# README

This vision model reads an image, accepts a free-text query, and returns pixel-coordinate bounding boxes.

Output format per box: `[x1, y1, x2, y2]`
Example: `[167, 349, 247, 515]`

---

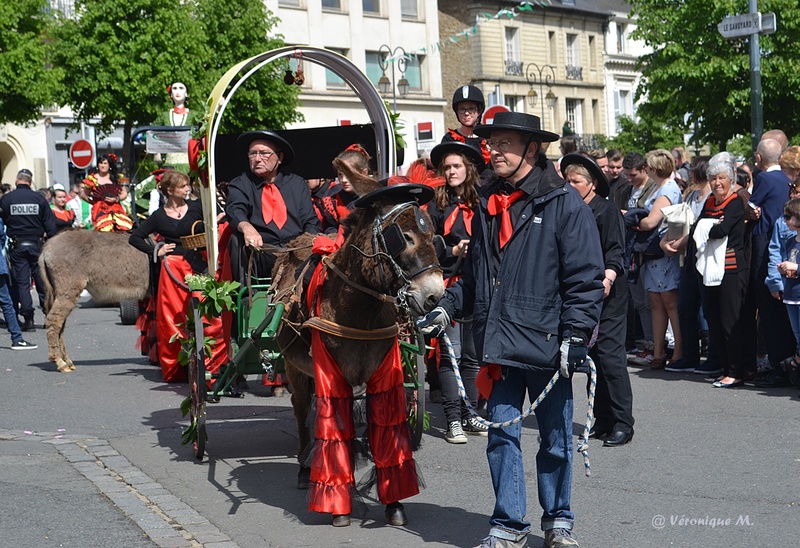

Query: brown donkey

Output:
[273, 165, 444, 528]
[39, 230, 150, 372]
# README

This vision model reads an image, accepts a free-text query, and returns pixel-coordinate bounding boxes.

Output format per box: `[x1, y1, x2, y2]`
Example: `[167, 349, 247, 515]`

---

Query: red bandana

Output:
[261, 184, 288, 229]
[444, 203, 473, 237]
[487, 190, 526, 249]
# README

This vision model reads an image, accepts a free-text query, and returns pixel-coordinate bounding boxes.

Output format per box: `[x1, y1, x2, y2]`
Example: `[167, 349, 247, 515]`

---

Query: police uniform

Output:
[0, 171, 57, 328]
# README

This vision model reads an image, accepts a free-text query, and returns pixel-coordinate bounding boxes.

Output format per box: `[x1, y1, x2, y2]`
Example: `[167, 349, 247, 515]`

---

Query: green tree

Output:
[629, 0, 800, 150]
[0, 0, 61, 124]
[192, 0, 302, 133]
[600, 115, 686, 154]
[52, 0, 301, 154]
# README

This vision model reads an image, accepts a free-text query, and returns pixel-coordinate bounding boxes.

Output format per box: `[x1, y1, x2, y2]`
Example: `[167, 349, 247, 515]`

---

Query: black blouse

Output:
[128, 199, 204, 257]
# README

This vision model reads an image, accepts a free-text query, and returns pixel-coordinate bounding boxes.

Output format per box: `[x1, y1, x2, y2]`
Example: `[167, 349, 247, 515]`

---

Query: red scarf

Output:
[487, 190, 526, 249]
[443, 203, 473, 237]
[446, 128, 491, 166]
[261, 183, 287, 229]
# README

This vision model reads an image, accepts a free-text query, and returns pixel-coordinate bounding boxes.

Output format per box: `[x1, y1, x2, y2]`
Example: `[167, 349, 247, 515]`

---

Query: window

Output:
[405, 55, 423, 91]
[504, 95, 524, 113]
[365, 51, 384, 87]
[505, 27, 522, 75]
[326, 49, 348, 88]
[588, 35, 596, 67]
[565, 33, 582, 80]
[616, 23, 627, 53]
[363, 0, 379, 14]
[401, 0, 417, 18]
[613, 90, 632, 132]
[278, 0, 300, 6]
[566, 98, 583, 134]
[548, 31, 557, 64]
[321, 0, 341, 10]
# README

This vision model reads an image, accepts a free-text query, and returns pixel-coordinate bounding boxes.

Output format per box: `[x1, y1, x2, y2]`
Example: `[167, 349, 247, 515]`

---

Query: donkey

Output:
[39, 230, 150, 372]
[273, 163, 444, 528]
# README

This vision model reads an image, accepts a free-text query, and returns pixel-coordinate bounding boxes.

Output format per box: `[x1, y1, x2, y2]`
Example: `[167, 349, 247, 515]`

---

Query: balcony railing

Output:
[505, 60, 524, 76]
[566, 65, 583, 80]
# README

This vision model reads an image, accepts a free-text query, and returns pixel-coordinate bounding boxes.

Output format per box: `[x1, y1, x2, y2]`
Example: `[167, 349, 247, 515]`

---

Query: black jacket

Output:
[440, 161, 605, 371]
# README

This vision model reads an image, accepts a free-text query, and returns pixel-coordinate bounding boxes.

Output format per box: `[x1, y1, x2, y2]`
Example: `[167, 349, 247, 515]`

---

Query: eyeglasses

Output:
[457, 107, 478, 115]
[486, 139, 517, 153]
[248, 150, 277, 160]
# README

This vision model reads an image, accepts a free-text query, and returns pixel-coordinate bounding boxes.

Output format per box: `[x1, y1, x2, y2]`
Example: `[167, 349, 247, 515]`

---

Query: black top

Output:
[688, 193, 747, 273]
[129, 199, 204, 257]
[427, 194, 475, 279]
[0, 186, 57, 239]
[225, 170, 321, 246]
[587, 193, 628, 319]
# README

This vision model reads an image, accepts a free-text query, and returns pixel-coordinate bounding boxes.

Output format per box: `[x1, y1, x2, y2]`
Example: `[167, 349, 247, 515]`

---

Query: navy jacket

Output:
[750, 168, 790, 237]
[0, 185, 56, 240]
[440, 161, 605, 371]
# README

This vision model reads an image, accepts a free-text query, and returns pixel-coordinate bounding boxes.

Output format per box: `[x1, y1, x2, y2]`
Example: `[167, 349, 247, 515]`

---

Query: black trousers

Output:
[9, 244, 45, 319]
[588, 312, 635, 434]
[439, 319, 479, 424]
[228, 232, 277, 286]
[704, 269, 748, 378]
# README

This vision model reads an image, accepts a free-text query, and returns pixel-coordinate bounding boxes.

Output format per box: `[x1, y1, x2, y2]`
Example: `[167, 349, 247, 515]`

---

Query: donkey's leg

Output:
[285, 363, 313, 489]
[46, 294, 79, 372]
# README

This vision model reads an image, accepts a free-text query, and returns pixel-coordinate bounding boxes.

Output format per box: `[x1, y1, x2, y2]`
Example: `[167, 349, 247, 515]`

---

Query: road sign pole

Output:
[749, 0, 763, 152]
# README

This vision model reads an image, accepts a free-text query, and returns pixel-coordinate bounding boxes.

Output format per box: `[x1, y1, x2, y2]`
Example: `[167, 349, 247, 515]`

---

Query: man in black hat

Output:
[0, 169, 57, 331]
[419, 112, 604, 548]
[225, 131, 321, 281]
[561, 153, 634, 448]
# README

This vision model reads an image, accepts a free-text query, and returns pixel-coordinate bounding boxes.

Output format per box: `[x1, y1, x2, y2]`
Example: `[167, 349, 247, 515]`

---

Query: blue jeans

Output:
[785, 303, 800, 356]
[0, 274, 23, 343]
[486, 366, 574, 541]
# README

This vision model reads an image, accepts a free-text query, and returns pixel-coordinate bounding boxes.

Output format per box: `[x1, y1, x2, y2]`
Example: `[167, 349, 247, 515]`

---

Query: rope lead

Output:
[440, 332, 596, 477]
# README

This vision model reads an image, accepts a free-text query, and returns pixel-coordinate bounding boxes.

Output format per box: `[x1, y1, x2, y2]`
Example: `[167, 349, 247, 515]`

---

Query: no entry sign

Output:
[69, 139, 94, 169]
[482, 105, 510, 125]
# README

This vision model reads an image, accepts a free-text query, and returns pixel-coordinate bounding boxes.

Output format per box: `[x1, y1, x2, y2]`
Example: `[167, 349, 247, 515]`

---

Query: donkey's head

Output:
[336, 160, 445, 317]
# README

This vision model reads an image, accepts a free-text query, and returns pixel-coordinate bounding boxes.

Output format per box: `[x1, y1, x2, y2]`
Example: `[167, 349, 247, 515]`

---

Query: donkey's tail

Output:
[38, 246, 55, 315]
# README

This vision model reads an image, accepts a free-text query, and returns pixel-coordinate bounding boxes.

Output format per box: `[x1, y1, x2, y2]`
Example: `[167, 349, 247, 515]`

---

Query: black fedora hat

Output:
[237, 130, 295, 165]
[354, 183, 435, 208]
[430, 141, 485, 170]
[560, 152, 610, 198]
[473, 111, 560, 143]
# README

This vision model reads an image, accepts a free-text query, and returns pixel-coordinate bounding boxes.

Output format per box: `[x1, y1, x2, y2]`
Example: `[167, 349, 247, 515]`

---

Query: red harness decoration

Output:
[305, 261, 419, 515]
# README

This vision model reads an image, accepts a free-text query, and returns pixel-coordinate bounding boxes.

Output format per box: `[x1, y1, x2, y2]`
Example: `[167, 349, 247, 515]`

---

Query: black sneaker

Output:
[462, 417, 489, 436]
[12, 339, 38, 350]
[21, 318, 36, 332]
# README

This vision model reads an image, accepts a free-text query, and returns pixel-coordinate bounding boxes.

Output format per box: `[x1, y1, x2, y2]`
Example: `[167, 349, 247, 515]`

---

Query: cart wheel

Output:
[119, 299, 139, 325]
[189, 296, 207, 460]
[403, 345, 426, 451]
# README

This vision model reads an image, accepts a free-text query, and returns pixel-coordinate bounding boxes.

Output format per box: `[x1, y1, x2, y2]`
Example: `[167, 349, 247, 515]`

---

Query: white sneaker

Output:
[629, 349, 653, 366]
[445, 421, 467, 444]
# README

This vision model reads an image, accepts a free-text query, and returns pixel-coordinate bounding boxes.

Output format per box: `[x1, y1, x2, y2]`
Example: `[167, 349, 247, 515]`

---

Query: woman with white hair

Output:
[688, 152, 748, 388]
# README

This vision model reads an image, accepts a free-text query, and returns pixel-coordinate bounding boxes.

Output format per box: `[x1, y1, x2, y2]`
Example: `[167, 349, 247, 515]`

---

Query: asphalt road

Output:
[1, 296, 798, 547]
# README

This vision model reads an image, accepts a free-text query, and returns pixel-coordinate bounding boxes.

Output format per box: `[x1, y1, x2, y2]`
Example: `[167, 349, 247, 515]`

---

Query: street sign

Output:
[482, 105, 510, 125]
[761, 12, 777, 35]
[69, 139, 94, 169]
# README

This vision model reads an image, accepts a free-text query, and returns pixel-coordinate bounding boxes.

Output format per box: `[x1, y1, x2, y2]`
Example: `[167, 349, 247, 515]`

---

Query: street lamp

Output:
[378, 44, 410, 111]
[525, 63, 557, 129]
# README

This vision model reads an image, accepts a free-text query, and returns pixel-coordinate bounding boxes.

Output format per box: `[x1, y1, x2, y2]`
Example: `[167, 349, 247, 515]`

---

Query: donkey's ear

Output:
[332, 158, 381, 197]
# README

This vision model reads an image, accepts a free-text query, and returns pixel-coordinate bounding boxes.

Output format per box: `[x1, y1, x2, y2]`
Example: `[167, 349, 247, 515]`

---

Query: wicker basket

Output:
[180, 221, 206, 250]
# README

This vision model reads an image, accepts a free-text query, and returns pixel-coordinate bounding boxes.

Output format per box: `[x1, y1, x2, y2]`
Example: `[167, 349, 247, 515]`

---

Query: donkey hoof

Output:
[297, 467, 310, 490]
[56, 361, 72, 373]
[385, 502, 407, 526]
[332, 514, 351, 527]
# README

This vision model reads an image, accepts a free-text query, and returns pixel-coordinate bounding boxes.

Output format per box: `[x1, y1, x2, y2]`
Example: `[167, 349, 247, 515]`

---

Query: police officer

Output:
[0, 169, 56, 331]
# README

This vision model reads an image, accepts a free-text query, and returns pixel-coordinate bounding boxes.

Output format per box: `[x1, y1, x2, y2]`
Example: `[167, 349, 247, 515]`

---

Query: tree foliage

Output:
[52, 0, 301, 152]
[600, 115, 686, 155]
[630, 0, 800, 149]
[0, 0, 62, 125]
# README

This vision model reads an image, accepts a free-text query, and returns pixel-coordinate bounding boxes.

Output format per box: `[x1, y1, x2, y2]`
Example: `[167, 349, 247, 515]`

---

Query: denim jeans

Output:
[0, 274, 23, 343]
[785, 303, 800, 356]
[486, 366, 574, 541]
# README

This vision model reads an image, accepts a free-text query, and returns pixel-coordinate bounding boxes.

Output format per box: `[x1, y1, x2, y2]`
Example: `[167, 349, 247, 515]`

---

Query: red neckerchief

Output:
[261, 183, 288, 229]
[446, 128, 491, 165]
[487, 190, 526, 249]
[443, 202, 473, 237]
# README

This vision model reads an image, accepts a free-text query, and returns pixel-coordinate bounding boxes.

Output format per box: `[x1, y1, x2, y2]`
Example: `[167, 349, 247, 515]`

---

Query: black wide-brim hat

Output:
[560, 152, 610, 198]
[473, 111, 560, 142]
[354, 183, 435, 208]
[430, 141, 485, 171]
[237, 130, 295, 166]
